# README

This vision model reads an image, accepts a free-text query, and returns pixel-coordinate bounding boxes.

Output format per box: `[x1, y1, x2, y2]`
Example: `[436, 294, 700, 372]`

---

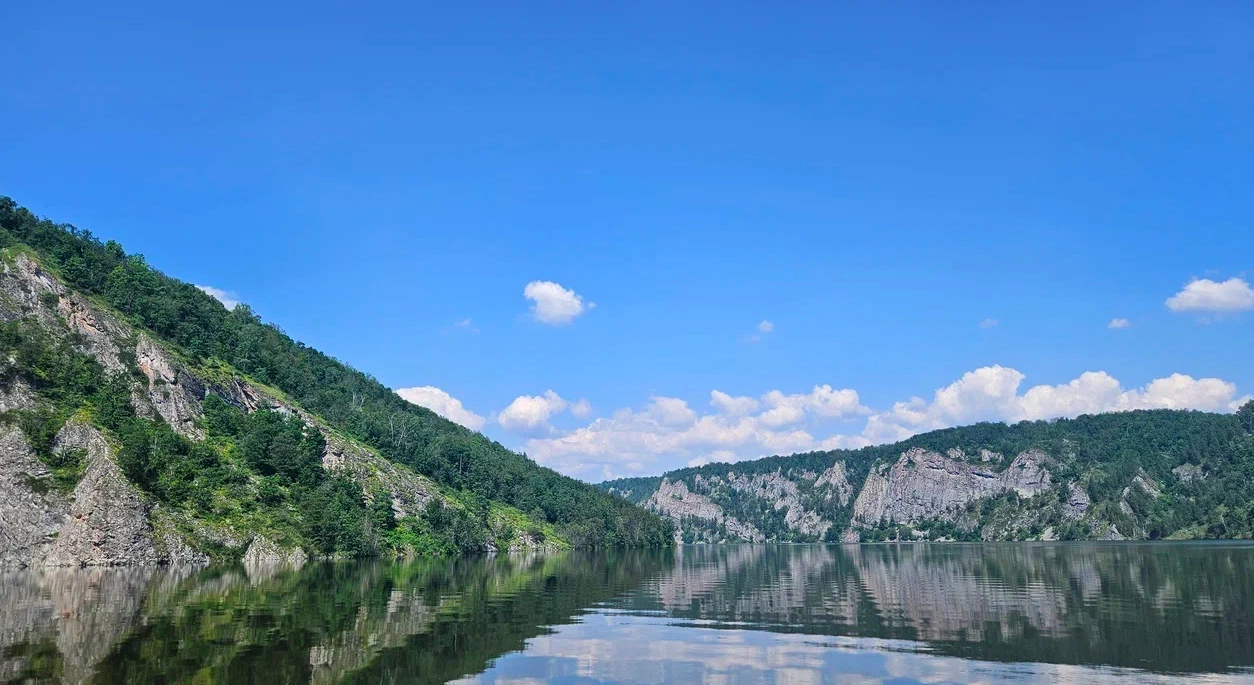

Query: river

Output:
[2, 542, 1252, 683]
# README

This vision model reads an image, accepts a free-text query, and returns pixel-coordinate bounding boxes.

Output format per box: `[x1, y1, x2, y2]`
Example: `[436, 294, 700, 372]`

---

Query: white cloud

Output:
[570, 398, 593, 418]
[499, 390, 567, 431]
[862, 366, 1244, 443]
[710, 390, 759, 416]
[395, 386, 486, 430]
[197, 285, 240, 310]
[523, 281, 592, 325]
[1108, 318, 1131, 329]
[759, 386, 867, 428]
[757, 320, 774, 334]
[521, 366, 1246, 481]
[1166, 277, 1254, 313]
[1121, 374, 1241, 412]
[979, 318, 999, 329]
[498, 390, 593, 432]
[647, 396, 698, 426]
[522, 383, 867, 479]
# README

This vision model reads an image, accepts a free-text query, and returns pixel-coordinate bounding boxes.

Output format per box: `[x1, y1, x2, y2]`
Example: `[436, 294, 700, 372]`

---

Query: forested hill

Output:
[600, 407, 1254, 543]
[0, 196, 671, 566]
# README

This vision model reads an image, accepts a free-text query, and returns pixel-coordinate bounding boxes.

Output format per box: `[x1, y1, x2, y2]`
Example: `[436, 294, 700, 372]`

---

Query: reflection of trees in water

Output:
[2, 550, 673, 685]
[638, 543, 1254, 673]
[1, 544, 1251, 681]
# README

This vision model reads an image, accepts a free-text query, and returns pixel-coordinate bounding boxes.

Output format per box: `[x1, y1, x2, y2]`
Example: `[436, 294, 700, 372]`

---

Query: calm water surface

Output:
[2, 543, 1252, 684]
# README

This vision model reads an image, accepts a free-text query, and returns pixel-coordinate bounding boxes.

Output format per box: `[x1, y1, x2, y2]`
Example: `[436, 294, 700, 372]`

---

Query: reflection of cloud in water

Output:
[454, 543, 1254, 683]
[458, 613, 1254, 685]
[3, 545, 1253, 683]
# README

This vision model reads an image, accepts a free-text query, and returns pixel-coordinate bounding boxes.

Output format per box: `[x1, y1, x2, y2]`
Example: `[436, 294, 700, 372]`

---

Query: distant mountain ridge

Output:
[0, 196, 672, 567]
[600, 406, 1254, 543]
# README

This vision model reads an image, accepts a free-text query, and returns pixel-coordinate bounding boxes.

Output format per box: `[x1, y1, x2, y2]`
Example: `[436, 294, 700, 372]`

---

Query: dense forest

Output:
[0, 196, 672, 555]
[603, 406, 1254, 542]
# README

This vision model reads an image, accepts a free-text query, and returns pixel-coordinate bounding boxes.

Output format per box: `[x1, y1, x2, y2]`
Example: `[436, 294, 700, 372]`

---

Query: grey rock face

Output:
[1099, 523, 1126, 541]
[1, 422, 208, 568]
[43, 421, 166, 567]
[322, 433, 437, 519]
[215, 377, 271, 413]
[134, 335, 207, 440]
[0, 378, 37, 413]
[1064, 482, 1091, 520]
[814, 461, 854, 507]
[851, 447, 1053, 526]
[1127, 471, 1162, 499]
[0, 255, 73, 330]
[0, 426, 69, 567]
[1172, 463, 1206, 482]
[0, 255, 211, 442]
[725, 470, 830, 538]
[647, 479, 764, 542]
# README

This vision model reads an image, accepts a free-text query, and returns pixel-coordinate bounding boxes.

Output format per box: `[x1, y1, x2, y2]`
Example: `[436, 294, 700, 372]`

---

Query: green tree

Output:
[1239, 400, 1254, 434]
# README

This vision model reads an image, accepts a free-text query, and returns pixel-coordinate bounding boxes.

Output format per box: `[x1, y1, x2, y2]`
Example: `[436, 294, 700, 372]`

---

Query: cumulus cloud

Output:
[498, 390, 592, 432]
[197, 285, 240, 310]
[979, 318, 999, 329]
[1122, 374, 1242, 412]
[710, 390, 759, 416]
[523, 281, 592, 325]
[758, 386, 867, 428]
[1166, 277, 1254, 313]
[395, 386, 486, 430]
[757, 320, 774, 334]
[522, 384, 868, 479]
[522, 366, 1245, 481]
[862, 366, 1244, 443]
[1108, 318, 1131, 329]
[570, 398, 593, 418]
[648, 396, 698, 426]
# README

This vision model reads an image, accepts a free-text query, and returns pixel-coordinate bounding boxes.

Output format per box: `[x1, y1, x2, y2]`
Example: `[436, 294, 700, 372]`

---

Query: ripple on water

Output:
[0, 542, 1252, 683]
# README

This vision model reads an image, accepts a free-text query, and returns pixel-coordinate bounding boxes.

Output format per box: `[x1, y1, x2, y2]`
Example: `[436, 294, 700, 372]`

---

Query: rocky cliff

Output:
[0, 250, 554, 567]
[850, 447, 1052, 526]
[646, 479, 764, 543]
[604, 403, 1254, 543]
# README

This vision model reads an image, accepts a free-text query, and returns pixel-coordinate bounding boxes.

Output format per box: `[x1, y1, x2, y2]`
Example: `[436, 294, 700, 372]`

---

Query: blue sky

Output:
[4, 2, 1252, 480]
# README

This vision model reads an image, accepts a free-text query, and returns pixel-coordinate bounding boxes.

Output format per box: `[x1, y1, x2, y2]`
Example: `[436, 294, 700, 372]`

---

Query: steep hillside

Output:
[0, 197, 671, 567]
[602, 406, 1254, 543]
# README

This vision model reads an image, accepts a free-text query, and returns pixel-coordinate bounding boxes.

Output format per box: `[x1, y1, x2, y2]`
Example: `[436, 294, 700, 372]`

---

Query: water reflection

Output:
[627, 543, 1254, 673]
[0, 543, 1251, 684]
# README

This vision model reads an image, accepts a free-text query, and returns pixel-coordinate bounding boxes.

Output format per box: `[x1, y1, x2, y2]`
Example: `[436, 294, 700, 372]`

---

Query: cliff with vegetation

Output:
[602, 403, 1254, 543]
[0, 196, 671, 568]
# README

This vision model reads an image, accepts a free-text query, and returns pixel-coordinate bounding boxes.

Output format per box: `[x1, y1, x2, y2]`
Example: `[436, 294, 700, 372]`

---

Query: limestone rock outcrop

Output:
[0, 426, 68, 567]
[43, 421, 166, 567]
[851, 448, 1053, 526]
[646, 479, 764, 542]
